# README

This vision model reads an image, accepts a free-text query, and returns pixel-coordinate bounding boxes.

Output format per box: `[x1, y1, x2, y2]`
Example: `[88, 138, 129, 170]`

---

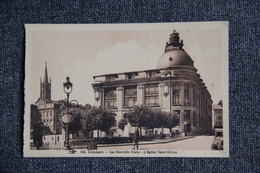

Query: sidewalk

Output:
[98, 136, 195, 147]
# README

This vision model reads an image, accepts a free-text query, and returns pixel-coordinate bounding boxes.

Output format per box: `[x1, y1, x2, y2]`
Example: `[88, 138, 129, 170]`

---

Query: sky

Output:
[25, 22, 228, 106]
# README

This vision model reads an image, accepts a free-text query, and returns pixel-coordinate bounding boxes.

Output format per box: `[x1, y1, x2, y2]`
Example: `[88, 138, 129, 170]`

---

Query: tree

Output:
[144, 109, 167, 134]
[81, 106, 115, 139]
[164, 111, 180, 134]
[127, 105, 153, 137]
[58, 105, 85, 137]
[79, 104, 95, 133]
[118, 119, 128, 131]
[32, 121, 44, 149]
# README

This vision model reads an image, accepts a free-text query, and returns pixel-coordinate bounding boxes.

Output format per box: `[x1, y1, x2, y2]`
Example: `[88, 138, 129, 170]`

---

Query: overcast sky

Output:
[26, 22, 228, 106]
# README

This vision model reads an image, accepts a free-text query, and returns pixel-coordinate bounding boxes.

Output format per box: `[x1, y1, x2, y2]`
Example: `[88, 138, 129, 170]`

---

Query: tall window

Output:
[184, 83, 190, 106]
[145, 84, 159, 106]
[184, 110, 190, 121]
[172, 83, 180, 105]
[192, 84, 196, 106]
[173, 110, 180, 126]
[193, 111, 196, 127]
[104, 88, 117, 108]
[124, 86, 137, 108]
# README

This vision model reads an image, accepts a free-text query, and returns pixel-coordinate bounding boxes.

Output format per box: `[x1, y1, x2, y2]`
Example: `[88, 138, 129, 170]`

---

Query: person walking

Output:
[133, 129, 139, 150]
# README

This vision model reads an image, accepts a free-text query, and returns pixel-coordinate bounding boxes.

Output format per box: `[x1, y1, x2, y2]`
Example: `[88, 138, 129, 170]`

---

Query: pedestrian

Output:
[133, 129, 139, 150]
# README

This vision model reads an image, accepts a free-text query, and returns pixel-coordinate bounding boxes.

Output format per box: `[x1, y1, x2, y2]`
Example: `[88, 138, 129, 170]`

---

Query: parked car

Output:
[211, 129, 223, 150]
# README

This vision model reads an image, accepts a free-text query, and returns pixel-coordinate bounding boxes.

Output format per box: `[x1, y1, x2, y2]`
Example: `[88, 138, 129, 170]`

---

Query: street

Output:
[97, 136, 214, 151]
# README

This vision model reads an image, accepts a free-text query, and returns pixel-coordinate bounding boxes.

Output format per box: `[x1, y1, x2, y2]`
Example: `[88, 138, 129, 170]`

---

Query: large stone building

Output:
[31, 63, 63, 149]
[212, 100, 223, 129]
[92, 30, 213, 136]
[34, 62, 61, 134]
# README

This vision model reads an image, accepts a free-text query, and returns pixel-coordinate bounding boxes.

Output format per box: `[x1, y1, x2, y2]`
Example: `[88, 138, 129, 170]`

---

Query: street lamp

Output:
[62, 76, 74, 150]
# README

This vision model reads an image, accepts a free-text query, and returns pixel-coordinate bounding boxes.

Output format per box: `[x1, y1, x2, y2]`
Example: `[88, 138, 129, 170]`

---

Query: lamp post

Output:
[62, 76, 74, 150]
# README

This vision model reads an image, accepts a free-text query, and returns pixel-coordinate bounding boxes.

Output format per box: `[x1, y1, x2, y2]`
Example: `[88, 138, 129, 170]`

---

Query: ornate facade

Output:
[92, 30, 213, 136]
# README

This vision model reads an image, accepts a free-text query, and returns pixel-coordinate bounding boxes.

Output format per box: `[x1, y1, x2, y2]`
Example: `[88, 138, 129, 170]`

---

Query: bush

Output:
[94, 137, 133, 144]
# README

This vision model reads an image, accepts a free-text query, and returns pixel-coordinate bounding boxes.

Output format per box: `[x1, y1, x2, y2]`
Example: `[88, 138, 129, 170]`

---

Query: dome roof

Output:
[156, 50, 194, 69]
[156, 30, 194, 69]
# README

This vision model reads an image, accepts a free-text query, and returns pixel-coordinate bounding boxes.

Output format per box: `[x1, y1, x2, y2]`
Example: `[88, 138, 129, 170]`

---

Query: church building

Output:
[31, 62, 63, 149]
[34, 62, 61, 134]
[92, 30, 213, 136]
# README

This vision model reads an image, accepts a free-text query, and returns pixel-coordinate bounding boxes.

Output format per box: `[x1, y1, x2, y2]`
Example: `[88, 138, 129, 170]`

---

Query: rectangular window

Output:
[184, 110, 190, 121]
[104, 88, 117, 108]
[172, 83, 180, 105]
[193, 111, 196, 127]
[124, 86, 137, 108]
[145, 84, 159, 107]
[193, 84, 196, 107]
[184, 83, 190, 106]
[173, 110, 180, 126]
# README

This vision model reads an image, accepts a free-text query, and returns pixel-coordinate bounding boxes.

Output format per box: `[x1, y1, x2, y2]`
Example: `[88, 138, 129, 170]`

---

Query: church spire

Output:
[43, 62, 48, 83]
[40, 62, 51, 100]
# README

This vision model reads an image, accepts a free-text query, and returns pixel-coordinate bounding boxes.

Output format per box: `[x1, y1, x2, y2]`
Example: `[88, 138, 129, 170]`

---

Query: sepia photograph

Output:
[24, 22, 229, 157]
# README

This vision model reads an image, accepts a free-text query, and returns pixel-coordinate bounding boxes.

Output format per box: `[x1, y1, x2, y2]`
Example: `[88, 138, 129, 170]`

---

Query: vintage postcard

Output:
[24, 22, 229, 157]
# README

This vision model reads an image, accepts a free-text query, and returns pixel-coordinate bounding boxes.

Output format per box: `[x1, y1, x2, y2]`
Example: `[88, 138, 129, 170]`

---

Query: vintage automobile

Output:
[211, 128, 223, 150]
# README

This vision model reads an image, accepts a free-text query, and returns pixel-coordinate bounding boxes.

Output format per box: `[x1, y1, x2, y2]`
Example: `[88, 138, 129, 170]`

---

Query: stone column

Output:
[160, 83, 170, 112]
[180, 109, 185, 131]
[137, 85, 144, 105]
[116, 86, 124, 111]
[158, 83, 163, 109]
[190, 111, 194, 130]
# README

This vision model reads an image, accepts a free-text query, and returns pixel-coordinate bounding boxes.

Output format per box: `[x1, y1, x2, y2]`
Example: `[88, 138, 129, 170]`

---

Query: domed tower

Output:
[157, 30, 194, 69]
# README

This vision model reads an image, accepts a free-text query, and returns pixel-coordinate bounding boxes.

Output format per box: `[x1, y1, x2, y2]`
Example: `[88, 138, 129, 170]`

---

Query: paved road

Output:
[97, 136, 214, 151]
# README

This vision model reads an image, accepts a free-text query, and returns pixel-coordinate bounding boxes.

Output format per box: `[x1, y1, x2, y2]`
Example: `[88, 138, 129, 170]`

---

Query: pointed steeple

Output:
[43, 62, 48, 83]
[40, 62, 51, 100]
